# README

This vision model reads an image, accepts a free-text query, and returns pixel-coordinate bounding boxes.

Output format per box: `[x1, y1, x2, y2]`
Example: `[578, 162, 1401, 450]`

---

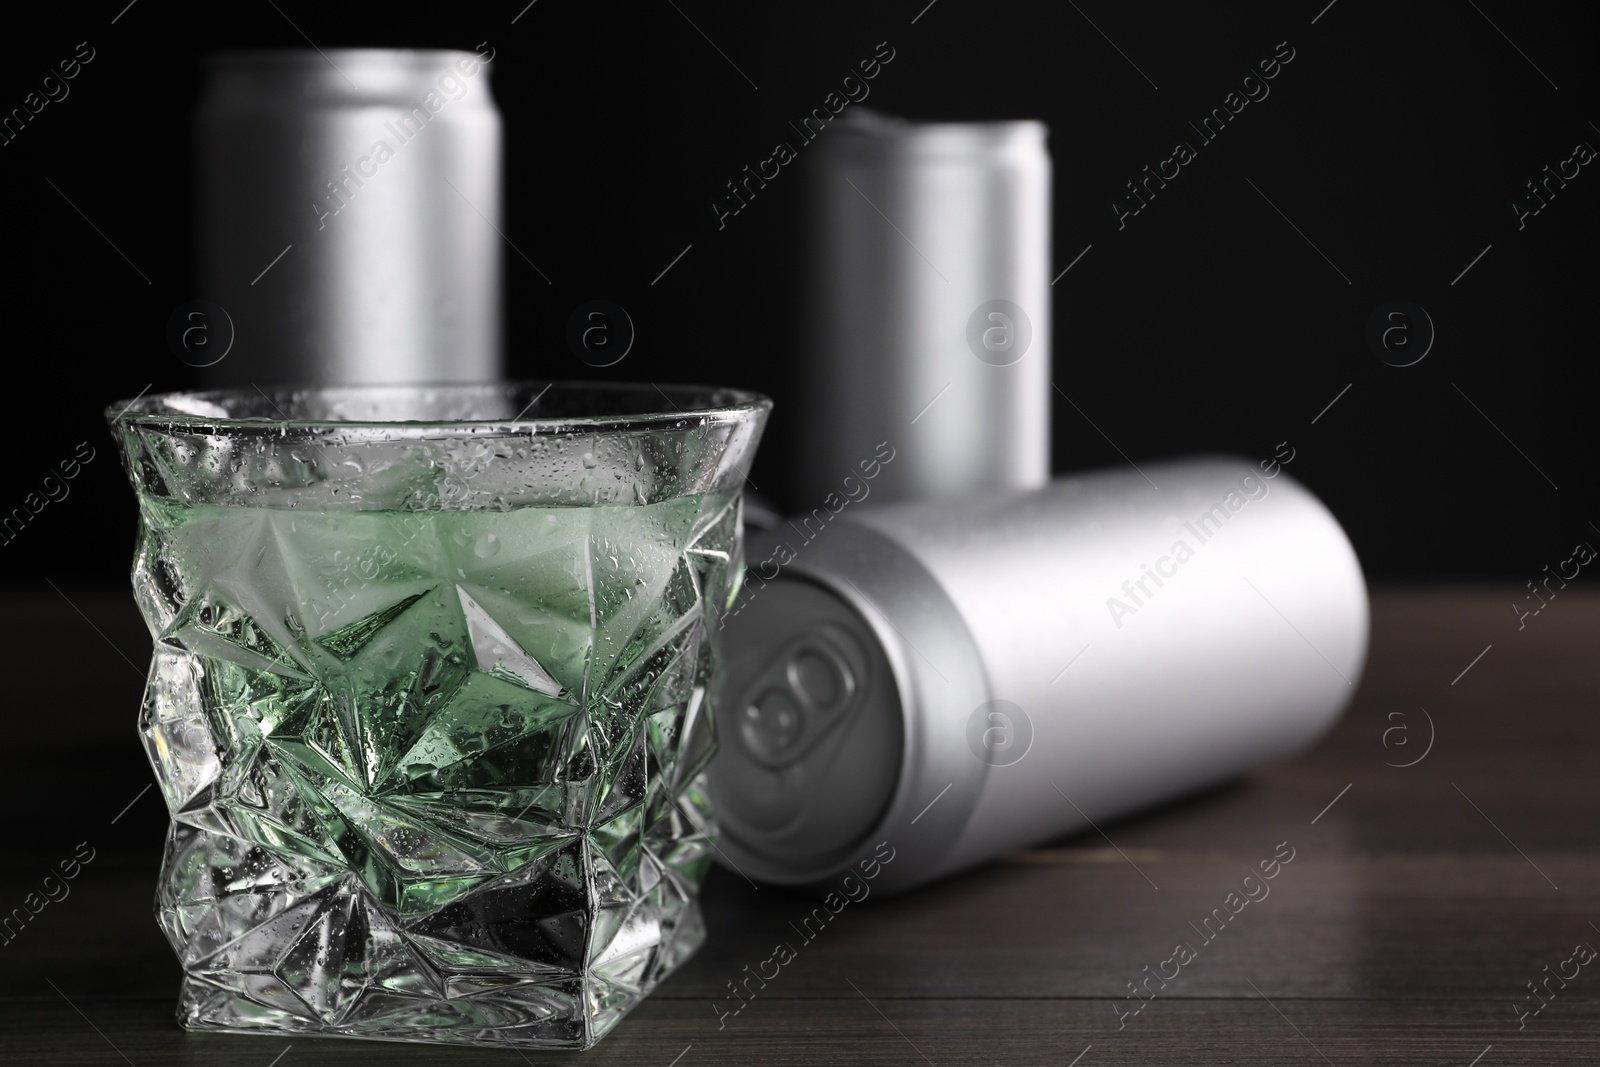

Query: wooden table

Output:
[5, 587, 1596, 1064]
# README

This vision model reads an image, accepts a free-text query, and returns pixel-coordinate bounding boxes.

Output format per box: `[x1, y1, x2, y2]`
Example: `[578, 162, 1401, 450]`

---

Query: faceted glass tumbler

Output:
[106, 383, 769, 1049]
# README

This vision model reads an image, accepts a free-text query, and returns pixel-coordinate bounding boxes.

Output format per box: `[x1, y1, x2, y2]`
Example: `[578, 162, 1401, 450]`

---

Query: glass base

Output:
[158, 780, 713, 1050]
[172, 908, 703, 1049]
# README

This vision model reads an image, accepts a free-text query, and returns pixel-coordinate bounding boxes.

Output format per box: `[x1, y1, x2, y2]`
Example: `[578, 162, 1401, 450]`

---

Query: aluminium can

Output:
[794, 109, 1051, 507]
[193, 49, 502, 385]
[707, 456, 1368, 895]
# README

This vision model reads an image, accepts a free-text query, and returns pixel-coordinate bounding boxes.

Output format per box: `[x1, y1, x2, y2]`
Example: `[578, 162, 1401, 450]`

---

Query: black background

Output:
[1, 0, 1594, 588]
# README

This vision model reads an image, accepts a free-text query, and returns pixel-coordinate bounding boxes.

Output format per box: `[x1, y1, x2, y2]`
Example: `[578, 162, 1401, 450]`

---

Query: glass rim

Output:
[106, 381, 772, 437]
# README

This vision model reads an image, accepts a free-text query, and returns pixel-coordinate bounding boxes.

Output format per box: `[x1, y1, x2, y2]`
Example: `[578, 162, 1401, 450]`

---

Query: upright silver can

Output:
[194, 49, 502, 385]
[795, 110, 1051, 506]
[708, 457, 1368, 895]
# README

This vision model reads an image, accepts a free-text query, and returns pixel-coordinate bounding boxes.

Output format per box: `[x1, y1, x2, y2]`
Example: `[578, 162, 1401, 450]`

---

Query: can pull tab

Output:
[737, 624, 868, 768]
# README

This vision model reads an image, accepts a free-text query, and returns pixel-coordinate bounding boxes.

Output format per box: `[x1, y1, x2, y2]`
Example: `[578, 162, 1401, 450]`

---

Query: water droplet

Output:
[474, 533, 501, 558]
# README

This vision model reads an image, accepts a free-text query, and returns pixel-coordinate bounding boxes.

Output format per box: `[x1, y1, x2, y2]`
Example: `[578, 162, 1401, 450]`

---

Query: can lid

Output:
[708, 517, 992, 892]
[710, 577, 904, 879]
[818, 107, 1048, 159]
[199, 49, 498, 106]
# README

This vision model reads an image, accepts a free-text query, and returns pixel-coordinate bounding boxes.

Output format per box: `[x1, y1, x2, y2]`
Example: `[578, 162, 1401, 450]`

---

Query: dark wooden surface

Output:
[4, 586, 1597, 1064]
